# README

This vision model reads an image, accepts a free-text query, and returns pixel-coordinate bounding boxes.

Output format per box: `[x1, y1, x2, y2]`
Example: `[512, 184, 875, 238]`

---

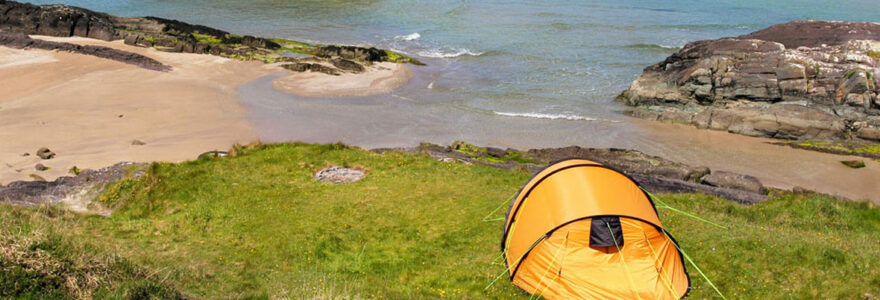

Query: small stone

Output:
[69, 166, 81, 175]
[118, 114, 124, 118]
[315, 166, 366, 184]
[485, 147, 508, 158]
[841, 160, 866, 168]
[131, 139, 147, 146]
[35, 163, 49, 171]
[21, 153, 30, 157]
[36, 147, 55, 159]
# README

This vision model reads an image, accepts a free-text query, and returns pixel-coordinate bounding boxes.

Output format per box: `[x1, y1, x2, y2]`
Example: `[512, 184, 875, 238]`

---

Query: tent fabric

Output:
[502, 158, 690, 299]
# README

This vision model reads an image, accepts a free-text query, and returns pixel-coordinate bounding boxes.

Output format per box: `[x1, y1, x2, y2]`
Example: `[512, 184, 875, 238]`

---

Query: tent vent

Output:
[590, 216, 624, 248]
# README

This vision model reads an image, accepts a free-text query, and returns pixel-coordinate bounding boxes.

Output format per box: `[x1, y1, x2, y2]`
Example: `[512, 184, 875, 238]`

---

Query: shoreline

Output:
[1, 36, 878, 203]
[0, 34, 417, 185]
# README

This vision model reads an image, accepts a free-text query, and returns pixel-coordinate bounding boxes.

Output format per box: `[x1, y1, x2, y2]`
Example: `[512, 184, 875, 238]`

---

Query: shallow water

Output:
[241, 74, 880, 202]
[21, 0, 880, 200]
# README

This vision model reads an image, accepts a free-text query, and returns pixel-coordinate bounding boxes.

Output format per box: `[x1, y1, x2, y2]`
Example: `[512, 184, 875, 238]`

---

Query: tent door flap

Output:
[589, 216, 624, 248]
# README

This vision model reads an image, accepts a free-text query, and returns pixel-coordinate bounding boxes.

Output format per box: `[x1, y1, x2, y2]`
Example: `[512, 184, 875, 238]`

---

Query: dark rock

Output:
[34, 163, 48, 171]
[619, 20, 880, 144]
[131, 139, 146, 146]
[241, 35, 280, 50]
[36, 147, 55, 159]
[0, 1, 117, 40]
[633, 175, 768, 205]
[841, 160, 866, 168]
[485, 147, 508, 158]
[331, 58, 365, 73]
[0, 31, 171, 71]
[0, 162, 146, 208]
[701, 171, 767, 194]
[315, 166, 365, 184]
[21, 153, 29, 157]
[525, 146, 711, 182]
[314, 45, 388, 62]
[281, 62, 340, 75]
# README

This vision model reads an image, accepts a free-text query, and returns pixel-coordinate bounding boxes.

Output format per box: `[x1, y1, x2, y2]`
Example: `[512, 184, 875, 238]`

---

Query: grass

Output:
[1, 143, 878, 299]
[868, 51, 880, 59]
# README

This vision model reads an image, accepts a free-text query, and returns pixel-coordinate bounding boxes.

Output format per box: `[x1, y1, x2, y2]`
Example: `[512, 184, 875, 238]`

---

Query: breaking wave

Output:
[416, 48, 484, 58]
[395, 32, 421, 41]
[493, 111, 595, 121]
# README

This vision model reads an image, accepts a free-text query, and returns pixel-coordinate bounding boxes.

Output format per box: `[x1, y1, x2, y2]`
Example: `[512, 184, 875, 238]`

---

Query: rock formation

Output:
[0, 0, 420, 74]
[618, 21, 880, 144]
[0, 31, 170, 71]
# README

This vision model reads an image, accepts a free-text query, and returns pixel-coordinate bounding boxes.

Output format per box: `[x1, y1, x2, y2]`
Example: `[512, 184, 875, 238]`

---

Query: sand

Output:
[0, 37, 273, 184]
[271, 62, 413, 97]
[0, 36, 415, 185]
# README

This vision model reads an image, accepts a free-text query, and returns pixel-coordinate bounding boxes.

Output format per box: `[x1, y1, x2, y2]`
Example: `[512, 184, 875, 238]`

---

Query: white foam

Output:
[493, 111, 595, 121]
[416, 48, 484, 58]
[395, 32, 421, 41]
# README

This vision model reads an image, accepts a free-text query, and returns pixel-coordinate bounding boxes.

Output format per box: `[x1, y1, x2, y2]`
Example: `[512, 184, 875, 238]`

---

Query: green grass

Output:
[868, 51, 880, 59]
[1, 143, 879, 299]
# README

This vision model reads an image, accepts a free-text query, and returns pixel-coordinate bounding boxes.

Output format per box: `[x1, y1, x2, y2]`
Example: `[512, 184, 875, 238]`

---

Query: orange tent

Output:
[501, 158, 690, 299]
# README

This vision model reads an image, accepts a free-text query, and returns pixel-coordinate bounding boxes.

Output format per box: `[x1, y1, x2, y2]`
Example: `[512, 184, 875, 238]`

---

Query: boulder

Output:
[315, 167, 365, 184]
[701, 171, 767, 194]
[34, 163, 48, 171]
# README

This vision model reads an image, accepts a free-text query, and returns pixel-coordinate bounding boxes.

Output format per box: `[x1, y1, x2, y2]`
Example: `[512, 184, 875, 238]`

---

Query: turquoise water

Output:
[22, 0, 880, 121]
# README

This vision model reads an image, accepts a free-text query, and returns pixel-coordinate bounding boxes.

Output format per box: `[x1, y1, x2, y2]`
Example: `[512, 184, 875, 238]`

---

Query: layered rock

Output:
[618, 21, 880, 143]
[0, 0, 420, 74]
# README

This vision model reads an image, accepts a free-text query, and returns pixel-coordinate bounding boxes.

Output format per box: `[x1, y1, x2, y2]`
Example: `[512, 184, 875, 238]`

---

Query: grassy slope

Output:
[1, 143, 878, 299]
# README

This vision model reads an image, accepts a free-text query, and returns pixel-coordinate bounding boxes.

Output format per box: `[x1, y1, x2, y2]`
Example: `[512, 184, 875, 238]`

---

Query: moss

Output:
[781, 140, 880, 159]
[191, 32, 223, 45]
[840, 160, 866, 168]
[868, 51, 880, 59]
[386, 50, 424, 65]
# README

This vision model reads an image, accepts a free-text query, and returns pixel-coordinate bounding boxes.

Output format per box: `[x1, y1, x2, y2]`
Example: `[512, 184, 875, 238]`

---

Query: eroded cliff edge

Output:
[617, 21, 880, 156]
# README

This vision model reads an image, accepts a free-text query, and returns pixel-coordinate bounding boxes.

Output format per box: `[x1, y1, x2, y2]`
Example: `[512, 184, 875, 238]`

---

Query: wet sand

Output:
[272, 62, 413, 97]
[241, 74, 880, 203]
[0, 37, 270, 184]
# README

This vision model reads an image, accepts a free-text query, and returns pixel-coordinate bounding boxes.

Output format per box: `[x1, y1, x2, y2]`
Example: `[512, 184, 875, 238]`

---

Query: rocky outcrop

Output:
[0, 0, 419, 73]
[375, 142, 771, 204]
[0, 31, 170, 71]
[0, 162, 146, 212]
[618, 21, 880, 143]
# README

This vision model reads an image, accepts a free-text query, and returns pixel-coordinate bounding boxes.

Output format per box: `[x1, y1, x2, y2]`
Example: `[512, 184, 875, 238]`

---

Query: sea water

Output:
[22, 0, 878, 122]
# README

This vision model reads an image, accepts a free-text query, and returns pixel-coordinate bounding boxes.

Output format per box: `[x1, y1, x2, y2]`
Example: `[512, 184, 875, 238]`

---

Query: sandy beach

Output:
[0, 37, 261, 184]
[0, 36, 416, 185]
